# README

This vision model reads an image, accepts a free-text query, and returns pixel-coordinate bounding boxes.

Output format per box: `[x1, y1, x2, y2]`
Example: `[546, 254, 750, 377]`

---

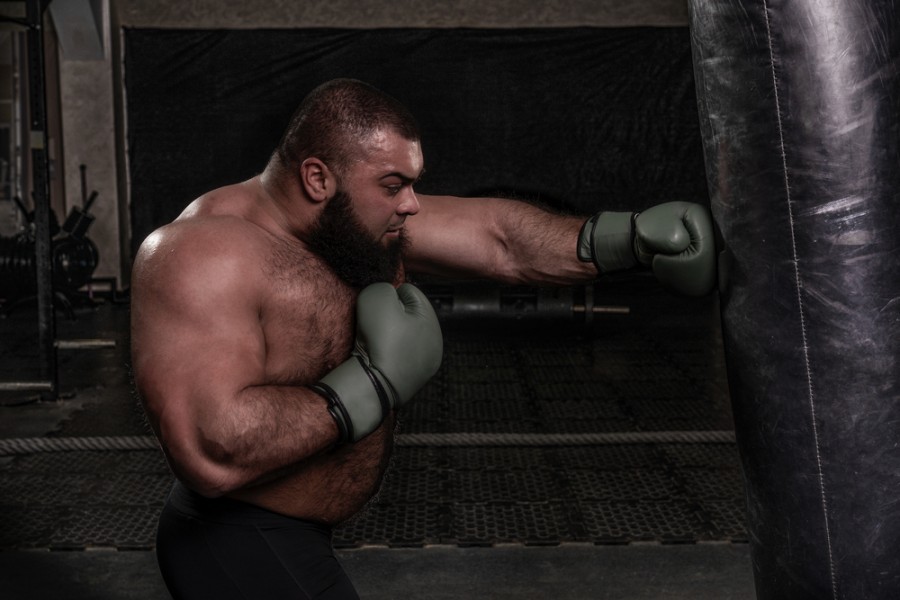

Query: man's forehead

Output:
[359, 128, 423, 176]
[363, 127, 420, 153]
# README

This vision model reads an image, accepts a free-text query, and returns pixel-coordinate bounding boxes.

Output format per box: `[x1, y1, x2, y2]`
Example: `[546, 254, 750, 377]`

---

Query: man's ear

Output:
[299, 158, 336, 202]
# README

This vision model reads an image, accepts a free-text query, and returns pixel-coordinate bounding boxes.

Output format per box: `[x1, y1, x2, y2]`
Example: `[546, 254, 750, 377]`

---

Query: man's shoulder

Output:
[144, 214, 268, 259]
[134, 215, 274, 293]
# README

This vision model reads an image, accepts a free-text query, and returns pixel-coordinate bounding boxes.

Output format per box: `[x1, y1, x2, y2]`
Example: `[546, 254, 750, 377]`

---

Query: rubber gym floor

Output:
[0, 277, 755, 599]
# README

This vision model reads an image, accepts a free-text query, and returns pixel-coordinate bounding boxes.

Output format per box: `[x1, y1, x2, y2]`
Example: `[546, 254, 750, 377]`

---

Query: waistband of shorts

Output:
[167, 480, 334, 533]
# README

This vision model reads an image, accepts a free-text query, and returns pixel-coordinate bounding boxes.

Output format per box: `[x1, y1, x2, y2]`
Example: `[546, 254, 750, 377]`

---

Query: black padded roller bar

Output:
[688, 1, 900, 598]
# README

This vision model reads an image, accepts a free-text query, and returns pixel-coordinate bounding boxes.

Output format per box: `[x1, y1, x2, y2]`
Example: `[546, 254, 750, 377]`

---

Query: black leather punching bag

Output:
[687, 1, 900, 598]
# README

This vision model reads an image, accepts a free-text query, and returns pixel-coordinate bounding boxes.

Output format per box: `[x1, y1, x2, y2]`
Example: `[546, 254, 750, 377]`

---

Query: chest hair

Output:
[260, 238, 356, 384]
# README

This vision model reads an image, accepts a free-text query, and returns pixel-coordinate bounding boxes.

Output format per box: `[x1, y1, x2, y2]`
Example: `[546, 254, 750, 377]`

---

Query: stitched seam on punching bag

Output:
[761, 2, 839, 598]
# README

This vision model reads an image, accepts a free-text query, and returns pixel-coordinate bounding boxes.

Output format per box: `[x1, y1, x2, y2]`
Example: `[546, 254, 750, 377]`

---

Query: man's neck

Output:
[257, 167, 317, 241]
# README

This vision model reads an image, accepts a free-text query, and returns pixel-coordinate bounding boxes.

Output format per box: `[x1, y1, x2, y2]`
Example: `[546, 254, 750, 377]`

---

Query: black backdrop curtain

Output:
[124, 27, 706, 254]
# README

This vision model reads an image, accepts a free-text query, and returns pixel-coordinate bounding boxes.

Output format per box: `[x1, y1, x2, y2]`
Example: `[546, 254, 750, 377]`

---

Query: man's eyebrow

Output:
[381, 168, 425, 184]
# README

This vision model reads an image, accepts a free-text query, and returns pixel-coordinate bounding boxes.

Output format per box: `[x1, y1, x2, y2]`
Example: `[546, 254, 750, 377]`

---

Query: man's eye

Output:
[387, 185, 402, 195]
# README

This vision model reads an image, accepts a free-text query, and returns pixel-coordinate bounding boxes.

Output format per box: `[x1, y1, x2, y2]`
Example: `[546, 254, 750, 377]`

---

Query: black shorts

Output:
[156, 481, 360, 600]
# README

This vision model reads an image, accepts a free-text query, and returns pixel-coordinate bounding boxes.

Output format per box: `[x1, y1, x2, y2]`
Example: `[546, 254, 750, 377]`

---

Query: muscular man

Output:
[131, 78, 715, 599]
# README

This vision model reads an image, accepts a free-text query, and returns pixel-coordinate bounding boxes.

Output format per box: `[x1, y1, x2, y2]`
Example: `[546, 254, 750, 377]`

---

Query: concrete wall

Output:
[54, 0, 689, 286]
[51, 0, 120, 285]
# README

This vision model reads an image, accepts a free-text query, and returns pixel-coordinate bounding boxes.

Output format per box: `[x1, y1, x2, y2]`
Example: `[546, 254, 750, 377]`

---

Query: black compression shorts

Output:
[156, 481, 360, 600]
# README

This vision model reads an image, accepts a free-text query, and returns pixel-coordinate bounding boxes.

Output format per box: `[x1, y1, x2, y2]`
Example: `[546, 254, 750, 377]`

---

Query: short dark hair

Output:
[273, 79, 421, 179]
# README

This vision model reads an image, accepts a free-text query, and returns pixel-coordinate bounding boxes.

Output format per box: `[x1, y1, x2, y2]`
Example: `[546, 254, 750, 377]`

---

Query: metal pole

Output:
[25, 0, 56, 400]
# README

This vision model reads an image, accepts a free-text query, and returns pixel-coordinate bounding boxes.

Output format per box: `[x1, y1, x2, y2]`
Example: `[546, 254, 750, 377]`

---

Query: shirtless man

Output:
[131, 78, 715, 599]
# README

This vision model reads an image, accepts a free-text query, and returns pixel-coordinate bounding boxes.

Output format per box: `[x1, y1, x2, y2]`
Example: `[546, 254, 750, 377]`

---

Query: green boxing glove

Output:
[578, 201, 716, 296]
[312, 282, 443, 444]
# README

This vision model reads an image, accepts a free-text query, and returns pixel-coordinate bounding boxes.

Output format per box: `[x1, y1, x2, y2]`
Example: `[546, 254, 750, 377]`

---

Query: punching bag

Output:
[687, 1, 900, 599]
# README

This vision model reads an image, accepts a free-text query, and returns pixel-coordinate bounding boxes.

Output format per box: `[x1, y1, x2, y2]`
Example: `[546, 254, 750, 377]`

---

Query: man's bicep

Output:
[137, 296, 265, 407]
[131, 245, 267, 424]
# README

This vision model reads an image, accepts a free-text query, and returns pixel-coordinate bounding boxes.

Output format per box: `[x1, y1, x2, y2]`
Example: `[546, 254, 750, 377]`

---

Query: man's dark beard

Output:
[307, 188, 407, 288]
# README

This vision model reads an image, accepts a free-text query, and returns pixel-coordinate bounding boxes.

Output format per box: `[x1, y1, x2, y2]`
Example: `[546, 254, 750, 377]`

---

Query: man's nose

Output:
[398, 188, 420, 216]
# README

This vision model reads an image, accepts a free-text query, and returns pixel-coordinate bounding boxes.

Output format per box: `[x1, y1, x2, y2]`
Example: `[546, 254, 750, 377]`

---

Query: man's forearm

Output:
[493, 199, 598, 285]
[175, 385, 339, 496]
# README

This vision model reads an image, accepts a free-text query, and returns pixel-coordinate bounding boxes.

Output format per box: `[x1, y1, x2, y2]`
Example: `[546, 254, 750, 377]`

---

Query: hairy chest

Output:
[258, 246, 357, 385]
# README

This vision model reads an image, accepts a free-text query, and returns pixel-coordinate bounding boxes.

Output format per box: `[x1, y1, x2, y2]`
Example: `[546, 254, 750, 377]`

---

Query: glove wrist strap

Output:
[312, 356, 392, 444]
[579, 211, 639, 273]
[310, 381, 353, 444]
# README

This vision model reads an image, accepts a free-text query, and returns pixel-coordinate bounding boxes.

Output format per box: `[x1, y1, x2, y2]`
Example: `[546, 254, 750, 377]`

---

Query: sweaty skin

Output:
[131, 129, 595, 524]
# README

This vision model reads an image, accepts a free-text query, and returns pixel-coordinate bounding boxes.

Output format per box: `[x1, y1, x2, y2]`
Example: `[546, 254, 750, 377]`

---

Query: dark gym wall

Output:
[124, 27, 707, 253]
